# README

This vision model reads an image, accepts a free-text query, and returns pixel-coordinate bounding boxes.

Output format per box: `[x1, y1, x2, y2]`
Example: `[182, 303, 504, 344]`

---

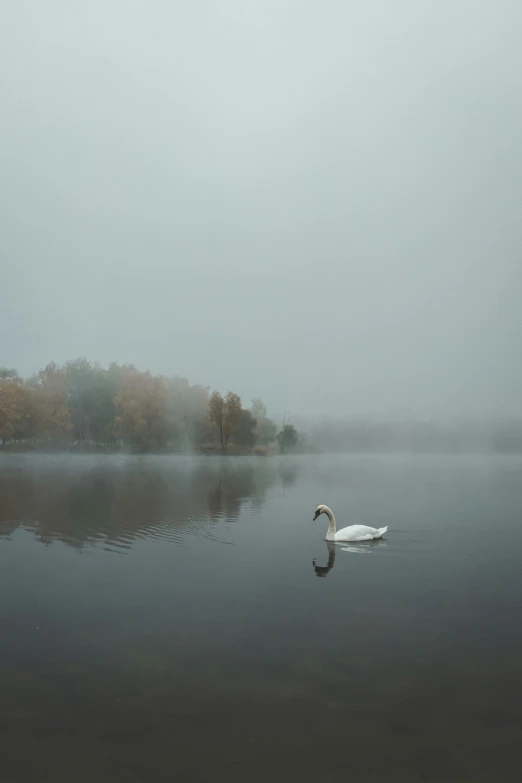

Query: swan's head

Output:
[313, 504, 327, 521]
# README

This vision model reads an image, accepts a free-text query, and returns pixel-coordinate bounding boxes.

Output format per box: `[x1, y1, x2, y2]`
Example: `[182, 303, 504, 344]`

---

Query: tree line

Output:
[0, 359, 300, 453]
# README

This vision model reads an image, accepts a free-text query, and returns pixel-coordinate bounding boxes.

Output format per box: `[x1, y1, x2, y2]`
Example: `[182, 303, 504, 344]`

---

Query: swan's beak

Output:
[313, 510, 320, 521]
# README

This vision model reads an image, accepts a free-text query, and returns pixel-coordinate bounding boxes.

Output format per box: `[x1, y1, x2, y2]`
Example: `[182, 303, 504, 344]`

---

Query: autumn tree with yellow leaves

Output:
[0, 359, 281, 453]
[208, 391, 243, 453]
[0, 369, 33, 444]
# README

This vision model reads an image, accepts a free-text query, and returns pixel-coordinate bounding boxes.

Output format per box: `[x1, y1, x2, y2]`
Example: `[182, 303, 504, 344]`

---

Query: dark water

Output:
[1, 453, 521, 783]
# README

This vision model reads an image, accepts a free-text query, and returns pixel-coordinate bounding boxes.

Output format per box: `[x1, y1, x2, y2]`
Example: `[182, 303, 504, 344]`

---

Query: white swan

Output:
[313, 504, 388, 542]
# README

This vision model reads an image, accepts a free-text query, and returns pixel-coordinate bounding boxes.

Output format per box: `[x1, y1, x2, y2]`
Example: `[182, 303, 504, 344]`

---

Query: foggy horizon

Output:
[3, 1, 521, 419]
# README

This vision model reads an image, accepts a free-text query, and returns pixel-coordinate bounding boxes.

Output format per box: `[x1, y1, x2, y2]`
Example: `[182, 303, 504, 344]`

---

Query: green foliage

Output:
[65, 358, 118, 443]
[233, 409, 258, 451]
[256, 416, 277, 446]
[276, 424, 299, 454]
[249, 398, 277, 447]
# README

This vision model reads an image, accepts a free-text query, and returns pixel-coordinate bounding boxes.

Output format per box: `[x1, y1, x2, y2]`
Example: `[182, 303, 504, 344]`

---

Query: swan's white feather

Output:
[332, 524, 385, 542]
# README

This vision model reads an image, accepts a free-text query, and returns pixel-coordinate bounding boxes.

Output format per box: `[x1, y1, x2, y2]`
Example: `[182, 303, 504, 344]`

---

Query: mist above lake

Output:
[2, 1, 522, 421]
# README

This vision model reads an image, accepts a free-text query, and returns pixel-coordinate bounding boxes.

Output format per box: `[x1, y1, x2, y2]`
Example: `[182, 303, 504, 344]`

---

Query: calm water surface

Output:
[1, 453, 521, 782]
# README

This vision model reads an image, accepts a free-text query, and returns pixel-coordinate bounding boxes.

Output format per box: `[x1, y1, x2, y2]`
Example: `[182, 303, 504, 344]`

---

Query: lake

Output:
[1, 453, 521, 782]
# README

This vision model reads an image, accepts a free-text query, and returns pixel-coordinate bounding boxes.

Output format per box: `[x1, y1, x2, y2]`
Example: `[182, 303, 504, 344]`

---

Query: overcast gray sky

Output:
[2, 0, 521, 418]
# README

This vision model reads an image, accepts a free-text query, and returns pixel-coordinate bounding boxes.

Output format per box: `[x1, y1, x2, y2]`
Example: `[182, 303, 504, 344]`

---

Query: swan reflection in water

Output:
[313, 539, 388, 578]
[313, 541, 337, 577]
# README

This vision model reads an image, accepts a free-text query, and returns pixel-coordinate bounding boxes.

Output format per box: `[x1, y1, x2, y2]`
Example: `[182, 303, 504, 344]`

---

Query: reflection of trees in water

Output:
[274, 458, 299, 499]
[206, 463, 255, 520]
[279, 460, 298, 489]
[0, 457, 295, 550]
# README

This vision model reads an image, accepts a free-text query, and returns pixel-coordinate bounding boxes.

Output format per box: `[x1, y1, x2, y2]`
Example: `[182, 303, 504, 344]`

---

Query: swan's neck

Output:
[324, 507, 336, 540]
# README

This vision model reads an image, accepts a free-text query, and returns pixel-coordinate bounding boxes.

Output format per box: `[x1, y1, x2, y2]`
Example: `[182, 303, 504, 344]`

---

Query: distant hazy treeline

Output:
[297, 416, 522, 454]
[2, 359, 519, 454]
[0, 359, 296, 454]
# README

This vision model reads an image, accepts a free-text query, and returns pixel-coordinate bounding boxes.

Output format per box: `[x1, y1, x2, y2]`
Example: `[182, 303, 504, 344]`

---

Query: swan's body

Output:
[313, 504, 388, 542]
